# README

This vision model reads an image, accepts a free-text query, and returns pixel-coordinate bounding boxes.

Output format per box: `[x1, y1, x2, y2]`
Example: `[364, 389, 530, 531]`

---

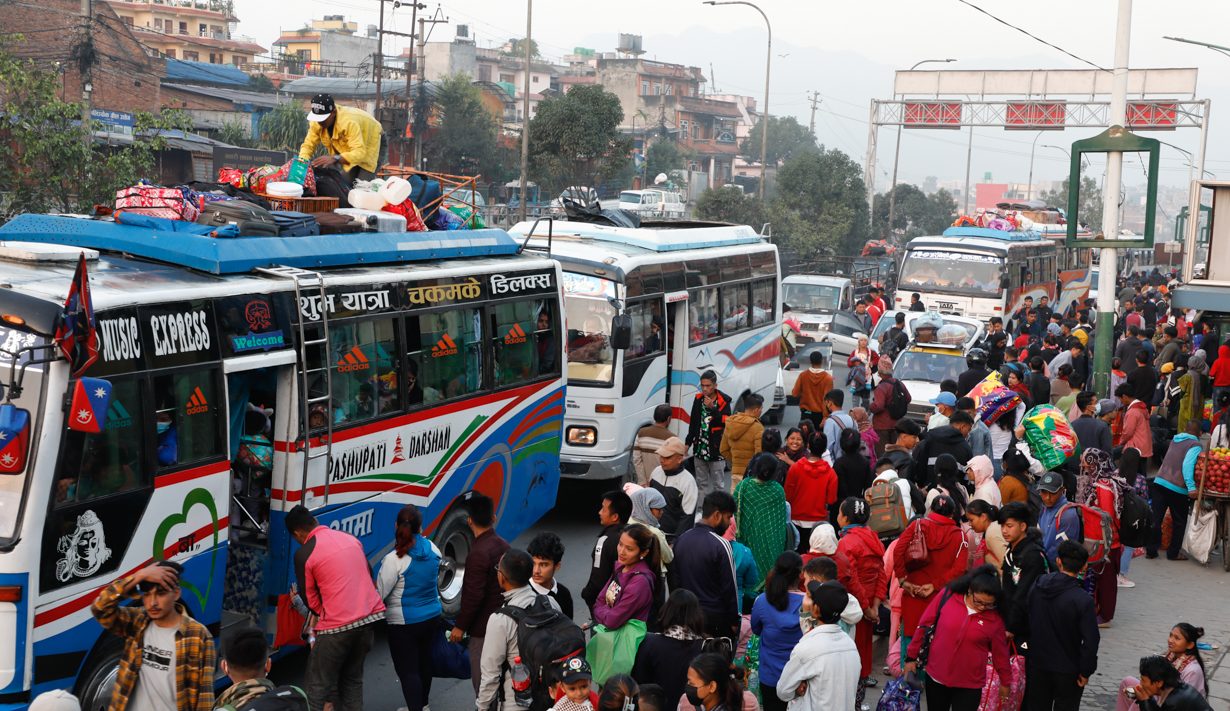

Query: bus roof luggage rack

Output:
[0, 214, 521, 275]
[509, 219, 763, 253]
[942, 226, 1042, 241]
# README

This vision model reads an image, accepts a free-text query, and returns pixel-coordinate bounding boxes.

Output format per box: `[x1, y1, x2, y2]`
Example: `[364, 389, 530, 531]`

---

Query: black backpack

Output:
[1118, 486, 1153, 548]
[220, 685, 309, 711]
[498, 594, 586, 711]
[886, 377, 911, 420]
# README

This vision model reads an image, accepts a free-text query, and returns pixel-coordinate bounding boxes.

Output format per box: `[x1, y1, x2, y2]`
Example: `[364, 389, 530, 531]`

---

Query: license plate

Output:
[936, 301, 958, 310]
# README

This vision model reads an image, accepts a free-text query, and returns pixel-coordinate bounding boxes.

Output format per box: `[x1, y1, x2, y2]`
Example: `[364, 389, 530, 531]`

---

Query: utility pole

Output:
[413, 7, 448, 170]
[79, 0, 94, 146]
[400, 1, 424, 168]
[807, 91, 820, 136]
[518, 0, 531, 222]
[374, 0, 385, 114]
[1093, 0, 1133, 398]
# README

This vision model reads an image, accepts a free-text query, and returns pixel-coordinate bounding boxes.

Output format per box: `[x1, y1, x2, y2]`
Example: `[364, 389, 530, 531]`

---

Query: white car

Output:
[618, 189, 686, 218]
[893, 342, 971, 424]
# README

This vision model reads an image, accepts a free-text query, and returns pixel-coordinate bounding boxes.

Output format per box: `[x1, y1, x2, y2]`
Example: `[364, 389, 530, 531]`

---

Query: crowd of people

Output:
[30, 272, 1219, 711]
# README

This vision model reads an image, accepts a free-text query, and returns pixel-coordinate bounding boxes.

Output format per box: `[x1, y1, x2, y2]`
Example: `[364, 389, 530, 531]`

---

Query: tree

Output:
[1039, 176, 1104, 232]
[528, 84, 632, 194]
[769, 147, 870, 256]
[258, 102, 308, 153]
[423, 74, 510, 181]
[0, 46, 190, 217]
[247, 73, 275, 93]
[215, 121, 255, 148]
[740, 115, 817, 166]
[871, 184, 957, 239]
[644, 139, 687, 183]
[505, 37, 539, 58]
[696, 186, 766, 227]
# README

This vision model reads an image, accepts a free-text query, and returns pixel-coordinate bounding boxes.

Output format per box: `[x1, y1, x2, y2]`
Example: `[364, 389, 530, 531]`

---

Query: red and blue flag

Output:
[67, 377, 112, 434]
[0, 404, 30, 473]
[54, 253, 99, 377]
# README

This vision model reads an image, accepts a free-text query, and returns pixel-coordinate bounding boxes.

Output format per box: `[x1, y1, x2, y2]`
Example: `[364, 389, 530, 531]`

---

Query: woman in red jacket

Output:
[892, 495, 968, 665]
[837, 497, 888, 690]
[785, 431, 837, 554]
[904, 565, 1012, 711]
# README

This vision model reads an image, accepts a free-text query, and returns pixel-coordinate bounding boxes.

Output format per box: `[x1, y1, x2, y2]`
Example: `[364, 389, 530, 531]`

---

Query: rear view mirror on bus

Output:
[0, 403, 31, 474]
[611, 314, 633, 351]
[1000, 274, 1011, 289]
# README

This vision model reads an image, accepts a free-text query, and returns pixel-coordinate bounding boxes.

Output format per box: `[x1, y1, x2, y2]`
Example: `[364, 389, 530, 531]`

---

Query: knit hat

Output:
[29, 691, 81, 711]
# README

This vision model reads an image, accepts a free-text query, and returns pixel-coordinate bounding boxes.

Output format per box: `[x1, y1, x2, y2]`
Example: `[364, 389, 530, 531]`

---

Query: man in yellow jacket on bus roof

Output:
[298, 93, 384, 181]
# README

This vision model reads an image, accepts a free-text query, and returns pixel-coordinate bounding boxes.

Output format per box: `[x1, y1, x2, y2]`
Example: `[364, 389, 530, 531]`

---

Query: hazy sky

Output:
[233, 0, 1230, 193]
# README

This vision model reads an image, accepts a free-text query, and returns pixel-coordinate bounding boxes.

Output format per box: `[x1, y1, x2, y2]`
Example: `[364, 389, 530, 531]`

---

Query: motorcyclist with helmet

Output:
[956, 347, 992, 396]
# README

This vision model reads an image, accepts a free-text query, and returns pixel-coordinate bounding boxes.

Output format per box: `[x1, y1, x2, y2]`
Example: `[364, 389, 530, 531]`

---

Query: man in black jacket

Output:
[669, 491, 739, 639]
[580, 490, 632, 615]
[685, 370, 732, 498]
[1027, 541, 1100, 711]
[1071, 392, 1112, 453]
[448, 493, 510, 692]
[998, 502, 1049, 646]
[911, 418, 973, 488]
[1127, 350, 1159, 402]
[1028, 356, 1051, 408]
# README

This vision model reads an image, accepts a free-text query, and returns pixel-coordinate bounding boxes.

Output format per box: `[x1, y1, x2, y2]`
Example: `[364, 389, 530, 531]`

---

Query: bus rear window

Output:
[55, 378, 147, 506]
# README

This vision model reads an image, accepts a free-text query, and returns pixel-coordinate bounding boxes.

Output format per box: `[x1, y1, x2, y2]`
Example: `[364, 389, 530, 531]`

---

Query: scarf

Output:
[630, 487, 666, 529]
[1167, 651, 1197, 675]
[1079, 448, 1128, 516]
[664, 625, 702, 641]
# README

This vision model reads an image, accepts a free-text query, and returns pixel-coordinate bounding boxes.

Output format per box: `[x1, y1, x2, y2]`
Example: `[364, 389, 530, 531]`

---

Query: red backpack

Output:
[1056, 502, 1114, 564]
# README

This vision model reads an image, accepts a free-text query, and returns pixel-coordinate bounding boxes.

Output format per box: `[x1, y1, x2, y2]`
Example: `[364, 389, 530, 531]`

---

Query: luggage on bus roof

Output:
[0, 213, 521, 275]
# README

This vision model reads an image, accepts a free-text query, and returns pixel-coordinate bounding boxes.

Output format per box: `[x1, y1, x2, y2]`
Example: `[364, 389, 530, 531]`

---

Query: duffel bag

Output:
[197, 200, 278, 237]
[115, 184, 200, 222]
[270, 210, 320, 237]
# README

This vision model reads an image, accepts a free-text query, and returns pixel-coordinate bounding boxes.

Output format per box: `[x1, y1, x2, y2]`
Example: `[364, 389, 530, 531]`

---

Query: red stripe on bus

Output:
[154, 460, 230, 488]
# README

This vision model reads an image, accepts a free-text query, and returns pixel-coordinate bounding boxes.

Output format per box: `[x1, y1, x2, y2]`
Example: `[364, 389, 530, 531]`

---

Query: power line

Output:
[953, 0, 1108, 71]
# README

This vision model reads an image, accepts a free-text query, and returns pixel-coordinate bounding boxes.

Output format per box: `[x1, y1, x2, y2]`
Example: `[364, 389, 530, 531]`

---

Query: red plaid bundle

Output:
[217, 167, 246, 188]
[114, 184, 200, 222]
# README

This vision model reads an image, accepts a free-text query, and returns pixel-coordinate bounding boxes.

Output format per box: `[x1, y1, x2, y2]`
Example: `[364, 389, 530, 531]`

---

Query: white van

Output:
[618, 189, 686, 218]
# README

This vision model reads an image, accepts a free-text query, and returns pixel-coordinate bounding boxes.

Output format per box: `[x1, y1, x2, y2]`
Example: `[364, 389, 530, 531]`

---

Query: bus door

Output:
[666, 290, 690, 439]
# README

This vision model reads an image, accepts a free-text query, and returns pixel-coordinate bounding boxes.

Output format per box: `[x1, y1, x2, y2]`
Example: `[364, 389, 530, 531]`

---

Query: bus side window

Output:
[751, 279, 774, 325]
[152, 368, 224, 469]
[54, 377, 147, 505]
[407, 308, 483, 403]
[689, 287, 719, 344]
[626, 299, 663, 358]
[721, 283, 749, 334]
[490, 299, 551, 386]
[327, 319, 399, 424]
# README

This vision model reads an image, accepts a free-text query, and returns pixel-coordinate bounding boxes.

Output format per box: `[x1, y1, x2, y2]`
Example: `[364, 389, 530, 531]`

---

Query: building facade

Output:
[104, 0, 264, 65]
[273, 16, 380, 79]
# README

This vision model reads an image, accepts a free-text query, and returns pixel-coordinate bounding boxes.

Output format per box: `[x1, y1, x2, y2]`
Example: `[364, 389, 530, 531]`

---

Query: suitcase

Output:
[270, 210, 320, 237]
[315, 212, 364, 235]
[197, 200, 278, 236]
[333, 208, 407, 233]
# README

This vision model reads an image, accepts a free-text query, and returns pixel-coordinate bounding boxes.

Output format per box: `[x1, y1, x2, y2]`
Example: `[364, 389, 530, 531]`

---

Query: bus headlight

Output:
[566, 426, 597, 447]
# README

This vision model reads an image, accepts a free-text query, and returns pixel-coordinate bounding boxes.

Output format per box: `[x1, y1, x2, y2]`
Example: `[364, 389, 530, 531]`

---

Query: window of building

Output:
[680, 119, 689, 135]
[232, 56, 245, 66]
[164, 49, 176, 59]
[490, 299, 558, 386]
[211, 25, 223, 37]
[54, 377, 146, 505]
[641, 80, 650, 95]
[121, 15, 133, 26]
[183, 50, 199, 61]
[665, 83, 673, 95]
[478, 65, 492, 82]
[405, 309, 483, 406]
[154, 18, 163, 30]
[152, 368, 223, 469]
[689, 287, 720, 344]
[178, 21, 187, 35]
[209, 53, 220, 64]
[500, 73, 515, 84]
[198, 23, 207, 36]
[654, 84, 662, 95]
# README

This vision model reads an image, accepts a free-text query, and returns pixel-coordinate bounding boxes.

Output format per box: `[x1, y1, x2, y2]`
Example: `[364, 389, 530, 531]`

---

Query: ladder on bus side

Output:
[257, 266, 335, 504]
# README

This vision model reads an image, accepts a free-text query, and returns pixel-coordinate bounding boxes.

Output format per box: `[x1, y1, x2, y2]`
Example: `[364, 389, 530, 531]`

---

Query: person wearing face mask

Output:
[156, 411, 178, 467]
[774, 581, 860, 711]
[683, 653, 748, 711]
[669, 492, 740, 639]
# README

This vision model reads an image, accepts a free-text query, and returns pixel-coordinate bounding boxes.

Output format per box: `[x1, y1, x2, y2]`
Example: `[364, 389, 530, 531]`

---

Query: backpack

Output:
[1056, 502, 1114, 564]
[498, 594, 587, 711]
[886, 378, 911, 420]
[220, 685, 309, 711]
[866, 477, 909, 537]
[1117, 486, 1153, 548]
[649, 479, 690, 536]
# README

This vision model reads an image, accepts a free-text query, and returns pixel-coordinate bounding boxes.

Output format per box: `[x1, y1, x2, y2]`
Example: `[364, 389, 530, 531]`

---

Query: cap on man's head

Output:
[559, 656, 592, 684]
[656, 436, 688, 458]
[307, 93, 336, 122]
[931, 391, 957, 407]
[1037, 471, 1065, 493]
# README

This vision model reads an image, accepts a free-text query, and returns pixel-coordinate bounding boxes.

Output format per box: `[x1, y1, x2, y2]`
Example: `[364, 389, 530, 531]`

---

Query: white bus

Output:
[0, 214, 565, 708]
[510, 219, 780, 480]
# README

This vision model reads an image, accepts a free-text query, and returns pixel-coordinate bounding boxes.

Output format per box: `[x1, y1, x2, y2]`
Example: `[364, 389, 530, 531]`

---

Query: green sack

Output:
[585, 619, 647, 686]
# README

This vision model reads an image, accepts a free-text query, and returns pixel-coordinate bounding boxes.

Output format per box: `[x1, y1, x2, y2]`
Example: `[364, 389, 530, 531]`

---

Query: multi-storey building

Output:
[104, 0, 264, 65]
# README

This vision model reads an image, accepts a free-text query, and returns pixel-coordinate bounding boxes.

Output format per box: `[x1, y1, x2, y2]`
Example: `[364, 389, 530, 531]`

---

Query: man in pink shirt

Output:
[287, 505, 386, 711]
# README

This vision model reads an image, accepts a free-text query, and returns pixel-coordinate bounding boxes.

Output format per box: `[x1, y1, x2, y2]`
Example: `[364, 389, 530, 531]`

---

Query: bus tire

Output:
[434, 506, 474, 620]
[76, 636, 123, 711]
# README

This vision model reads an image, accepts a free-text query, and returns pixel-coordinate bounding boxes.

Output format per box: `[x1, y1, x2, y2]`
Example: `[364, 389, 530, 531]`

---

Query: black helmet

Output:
[966, 347, 988, 368]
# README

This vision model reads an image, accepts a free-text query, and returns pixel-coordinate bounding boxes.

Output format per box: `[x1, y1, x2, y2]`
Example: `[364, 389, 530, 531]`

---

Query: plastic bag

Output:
[876, 677, 922, 711]
[913, 311, 944, 332]
[978, 649, 1026, 711]
[585, 619, 647, 686]
[1182, 503, 1218, 564]
[382, 200, 428, 232]
[1021, 404, 1080, 470]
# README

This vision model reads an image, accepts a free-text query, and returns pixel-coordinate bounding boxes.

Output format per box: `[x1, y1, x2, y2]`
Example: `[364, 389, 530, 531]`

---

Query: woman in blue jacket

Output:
[750, 551, 805, 711]
[376, 505, 443, 711]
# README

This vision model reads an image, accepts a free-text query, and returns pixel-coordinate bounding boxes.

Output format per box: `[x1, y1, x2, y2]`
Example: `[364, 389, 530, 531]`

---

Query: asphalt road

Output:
[268, 375, 845, 711]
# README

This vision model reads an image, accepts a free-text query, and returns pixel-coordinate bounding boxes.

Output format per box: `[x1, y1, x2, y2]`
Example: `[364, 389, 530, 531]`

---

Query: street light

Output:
[1163, 35, 1230, 60]
[704, 0, 771, 200]
[887, 58, 956, 236]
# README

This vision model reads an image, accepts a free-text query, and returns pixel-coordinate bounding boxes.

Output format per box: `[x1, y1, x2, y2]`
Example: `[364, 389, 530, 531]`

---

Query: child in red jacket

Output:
[785, 431, 838, 553]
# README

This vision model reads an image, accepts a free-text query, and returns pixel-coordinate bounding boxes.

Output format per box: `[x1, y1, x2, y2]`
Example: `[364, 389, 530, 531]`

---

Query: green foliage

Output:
[871, 184, 957, 239]
[528, 84, 632, 195]
[644, 139, 687, 182]
[259, 102, 309, 153]
[769, 147, 870, 256]
[215, 121, 254, 148]
[505, 37, 540, 58]
[247, 73, 276, 93]
[423, 74, 510, 182]
[1039, 176, 1104, 232]
[740, 115, 817, 166]
[0, 46, 190, 217]
[696, 186, 766, 228]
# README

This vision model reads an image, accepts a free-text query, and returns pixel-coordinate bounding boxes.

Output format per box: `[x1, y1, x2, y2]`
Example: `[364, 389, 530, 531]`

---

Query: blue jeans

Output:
[1121, 546, 1134, 574]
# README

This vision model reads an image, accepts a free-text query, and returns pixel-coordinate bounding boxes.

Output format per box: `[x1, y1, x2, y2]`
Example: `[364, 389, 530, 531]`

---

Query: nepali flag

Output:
[67, 377, 112, 434]
[54, 253, 100, 377]
[0, 404, 30, 474]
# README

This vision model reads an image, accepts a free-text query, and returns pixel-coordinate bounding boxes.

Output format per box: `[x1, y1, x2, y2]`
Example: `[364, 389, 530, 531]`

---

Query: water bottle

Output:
[510, 656, 533, 709]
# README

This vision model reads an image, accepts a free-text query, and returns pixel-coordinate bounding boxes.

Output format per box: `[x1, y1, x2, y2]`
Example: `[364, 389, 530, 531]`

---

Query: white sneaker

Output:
[1117, 575, 1136, 588]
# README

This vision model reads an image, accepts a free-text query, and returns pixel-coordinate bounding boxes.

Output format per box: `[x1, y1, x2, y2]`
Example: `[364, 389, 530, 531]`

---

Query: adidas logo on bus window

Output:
[504, 323, 527, 345]
[432, 333, 459, 357]
[337, 346, 370, 373]
[186, 387, 209, 415]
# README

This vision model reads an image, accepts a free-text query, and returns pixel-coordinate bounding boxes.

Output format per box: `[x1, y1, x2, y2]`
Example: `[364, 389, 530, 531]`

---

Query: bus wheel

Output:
[76, 638, 123, 711]
[435, 506, 473, 619]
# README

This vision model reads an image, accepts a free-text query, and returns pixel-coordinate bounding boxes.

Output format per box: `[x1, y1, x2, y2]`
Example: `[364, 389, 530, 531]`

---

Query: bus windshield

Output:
[782, 283, 842, 312]
[899, 250, 1004, 297]
[565, 295, 616, 384]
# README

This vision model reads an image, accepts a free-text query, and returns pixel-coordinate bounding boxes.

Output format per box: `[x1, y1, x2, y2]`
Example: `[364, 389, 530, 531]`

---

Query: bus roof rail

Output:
[941, 226, 1042, 241]
[0, 214, 524, 275]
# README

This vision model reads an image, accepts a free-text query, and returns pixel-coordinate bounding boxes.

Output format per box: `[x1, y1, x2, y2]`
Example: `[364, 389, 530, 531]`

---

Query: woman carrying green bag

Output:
[587, 524, 662, 685]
